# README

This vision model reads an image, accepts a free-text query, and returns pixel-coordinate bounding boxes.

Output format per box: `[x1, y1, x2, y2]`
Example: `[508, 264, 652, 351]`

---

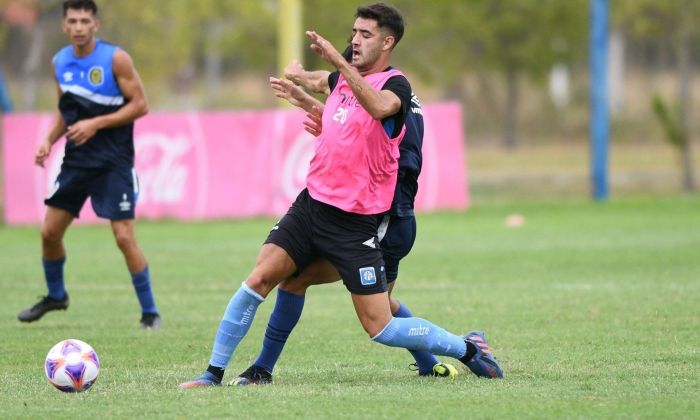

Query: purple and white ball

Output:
[45, 339, 100, 392]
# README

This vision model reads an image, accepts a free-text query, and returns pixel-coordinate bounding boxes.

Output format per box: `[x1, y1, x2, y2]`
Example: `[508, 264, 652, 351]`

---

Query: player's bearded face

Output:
[62, 9, 99, 49]
[350, 18, 384, 71]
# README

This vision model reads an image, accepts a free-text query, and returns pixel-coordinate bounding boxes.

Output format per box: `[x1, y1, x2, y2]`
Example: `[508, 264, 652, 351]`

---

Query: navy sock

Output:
[131, 266, 158, 315]
[254, 289, 305, 373]
[393, 302, 441, 375]
[43, 257, 67, 300]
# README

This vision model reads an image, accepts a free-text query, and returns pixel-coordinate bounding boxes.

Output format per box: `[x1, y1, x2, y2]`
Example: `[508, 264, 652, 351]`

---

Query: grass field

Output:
[1, 195, 698, 419]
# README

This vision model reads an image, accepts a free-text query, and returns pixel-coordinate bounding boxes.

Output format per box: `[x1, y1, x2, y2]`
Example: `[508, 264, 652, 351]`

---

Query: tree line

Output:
[1, 0, 698, 188]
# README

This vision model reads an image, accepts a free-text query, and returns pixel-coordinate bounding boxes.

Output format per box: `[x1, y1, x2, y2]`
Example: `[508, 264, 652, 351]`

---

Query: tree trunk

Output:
[503, 67, 519, 149]
[20, 23, 44, 111]
[204, 21, 223, 107]
[678, 3, 696, 191]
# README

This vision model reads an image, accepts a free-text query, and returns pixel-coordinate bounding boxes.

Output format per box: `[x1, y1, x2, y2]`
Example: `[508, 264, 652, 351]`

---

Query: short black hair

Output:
[356, 3, 404, 47]
[63, 0, 98, 17]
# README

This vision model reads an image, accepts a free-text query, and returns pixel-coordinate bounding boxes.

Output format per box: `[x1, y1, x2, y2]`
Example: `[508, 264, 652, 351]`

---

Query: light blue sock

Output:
[209, 283, 265, 369]
[43, 257, 67, 300]
[131, 266, 158, 315]
[372, 317, 467, 360]
[254, 288, 305, 373]
[393, 302, 441, 375]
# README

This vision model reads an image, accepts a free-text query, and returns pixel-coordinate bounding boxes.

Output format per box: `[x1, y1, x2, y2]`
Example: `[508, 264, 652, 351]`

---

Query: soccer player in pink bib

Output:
[180, 3, 503, 388]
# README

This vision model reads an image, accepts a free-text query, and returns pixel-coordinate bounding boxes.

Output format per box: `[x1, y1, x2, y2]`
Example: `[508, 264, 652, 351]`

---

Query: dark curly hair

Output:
[356, 3, 404, 48]
[63, 0, 98, 17]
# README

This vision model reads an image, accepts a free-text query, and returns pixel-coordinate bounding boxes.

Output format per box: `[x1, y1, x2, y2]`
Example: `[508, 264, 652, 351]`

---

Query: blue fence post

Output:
[0, 67, 12, 113]
[590, 0, 609, 201]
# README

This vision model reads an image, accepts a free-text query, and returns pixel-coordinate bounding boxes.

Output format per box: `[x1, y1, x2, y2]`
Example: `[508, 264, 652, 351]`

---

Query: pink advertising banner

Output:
[2, 103, 468, 225]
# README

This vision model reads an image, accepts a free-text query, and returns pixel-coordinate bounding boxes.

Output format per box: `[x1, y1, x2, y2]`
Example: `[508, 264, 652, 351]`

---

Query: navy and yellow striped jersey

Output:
[53, 39, 134, 168]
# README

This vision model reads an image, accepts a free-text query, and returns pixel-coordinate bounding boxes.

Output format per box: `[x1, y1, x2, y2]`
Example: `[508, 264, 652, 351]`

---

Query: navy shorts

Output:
[377, 215, 417, 283]
[44, 165, 138, 220]
[265, 189, 387, 295]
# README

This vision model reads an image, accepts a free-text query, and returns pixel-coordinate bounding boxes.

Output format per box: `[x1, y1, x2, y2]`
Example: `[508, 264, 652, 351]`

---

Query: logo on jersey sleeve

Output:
[410, 93, 423, 115]
[359, 267, 377, 286]
[88, 66, 104, 86]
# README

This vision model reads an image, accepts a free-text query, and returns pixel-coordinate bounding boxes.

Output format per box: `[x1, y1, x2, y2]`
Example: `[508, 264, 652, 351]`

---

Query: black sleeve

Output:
[328, 71, 340, 93]
[381, 75, 412, 138]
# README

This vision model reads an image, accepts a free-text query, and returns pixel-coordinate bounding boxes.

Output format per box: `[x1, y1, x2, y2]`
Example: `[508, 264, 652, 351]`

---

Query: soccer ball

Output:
[45, 339, 100, 392]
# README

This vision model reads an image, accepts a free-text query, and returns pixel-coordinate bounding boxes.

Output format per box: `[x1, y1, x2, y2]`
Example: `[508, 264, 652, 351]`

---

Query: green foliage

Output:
[651, 93, 685, 148]
[389, 0, 589, 85]
[96, 0, 276, 82]
[612, 0, 700, 50]
[1, 196, 699, 418]
[88, 0, 588, 89]
[0, 26, 6, 56]
[613, 0, 699, 35]
[4, 0, 699, 124]
[289, 0, 589, 102]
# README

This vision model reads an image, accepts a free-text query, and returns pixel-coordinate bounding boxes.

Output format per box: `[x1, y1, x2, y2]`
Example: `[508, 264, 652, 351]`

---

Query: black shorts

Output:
[265, 189, 387, 295]
[44, 165, 138, 220]
[377, 215, 417, 283]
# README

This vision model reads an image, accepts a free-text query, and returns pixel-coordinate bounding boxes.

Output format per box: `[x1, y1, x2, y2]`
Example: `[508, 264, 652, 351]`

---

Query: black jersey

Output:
[390, 93, 423, 217]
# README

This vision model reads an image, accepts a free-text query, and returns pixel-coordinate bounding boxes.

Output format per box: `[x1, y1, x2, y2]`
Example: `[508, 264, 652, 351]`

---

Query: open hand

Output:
[306, 31, 344, 68]
[303, 105, 323, 137]
[269, 77, 306, 108]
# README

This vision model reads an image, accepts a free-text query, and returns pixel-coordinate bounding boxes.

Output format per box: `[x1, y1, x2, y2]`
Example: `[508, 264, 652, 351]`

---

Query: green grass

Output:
[1, 195, 698, 419]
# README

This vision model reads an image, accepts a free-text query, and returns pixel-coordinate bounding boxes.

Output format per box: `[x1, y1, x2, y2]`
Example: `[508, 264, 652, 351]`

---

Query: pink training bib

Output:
[307, 69, 406, 215]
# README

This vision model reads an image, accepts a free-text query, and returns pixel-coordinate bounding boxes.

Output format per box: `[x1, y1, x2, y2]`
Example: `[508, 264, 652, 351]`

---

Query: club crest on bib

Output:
[88, 66, 104, 86]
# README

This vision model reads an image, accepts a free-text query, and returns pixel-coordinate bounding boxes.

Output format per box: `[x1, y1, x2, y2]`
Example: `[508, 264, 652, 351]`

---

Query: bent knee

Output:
[279, 278, 309, 295]
[246, 271, 281, 298]
[361, 317, 392, 338]
[113, 232, 137, 251]
[40, 226, 63, 244]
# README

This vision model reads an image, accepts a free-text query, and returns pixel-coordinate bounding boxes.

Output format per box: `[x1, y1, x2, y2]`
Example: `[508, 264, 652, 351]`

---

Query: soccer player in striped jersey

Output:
[17, 0, 161, 329]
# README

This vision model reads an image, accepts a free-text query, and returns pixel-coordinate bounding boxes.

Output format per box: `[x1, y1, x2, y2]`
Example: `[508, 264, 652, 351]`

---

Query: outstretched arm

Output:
[284, 59, 331, 95]
[305, 30, 401, 121]
[67, 49, 149, 146]
[269, 76, 324, 114]
[269, 77, 324, 137]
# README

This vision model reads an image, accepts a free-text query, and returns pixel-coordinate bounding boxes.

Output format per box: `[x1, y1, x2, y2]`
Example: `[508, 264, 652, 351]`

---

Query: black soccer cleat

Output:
[17, 294, 70, 322]
[460, 331, 504, 379]
[140, 313, 162, 330]
[229, 365, 273, 386]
